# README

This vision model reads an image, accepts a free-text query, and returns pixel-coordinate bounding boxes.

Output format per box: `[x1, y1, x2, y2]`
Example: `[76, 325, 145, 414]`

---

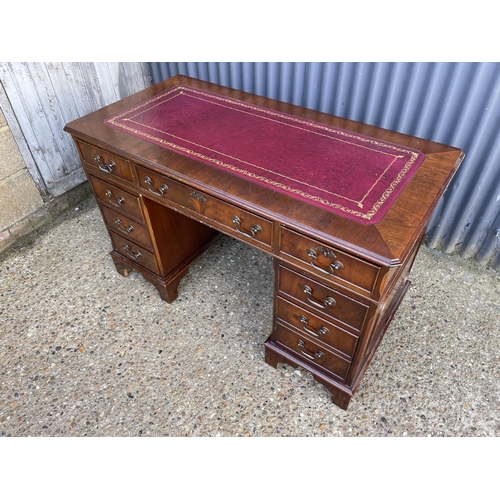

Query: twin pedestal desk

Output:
[64, 75, 464, 410]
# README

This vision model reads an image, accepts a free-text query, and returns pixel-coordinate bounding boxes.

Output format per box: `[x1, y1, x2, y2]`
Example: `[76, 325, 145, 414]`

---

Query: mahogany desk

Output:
[64, 75, 464, 410]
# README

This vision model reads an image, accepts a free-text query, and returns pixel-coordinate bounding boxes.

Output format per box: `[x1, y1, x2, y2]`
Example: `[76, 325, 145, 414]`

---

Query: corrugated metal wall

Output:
[149, 62, 500, 270]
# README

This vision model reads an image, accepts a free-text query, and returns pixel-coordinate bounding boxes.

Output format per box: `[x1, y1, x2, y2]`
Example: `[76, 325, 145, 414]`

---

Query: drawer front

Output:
[136, 165, 273, 250]
[275, 323, 351, 381]
[278, 265, 370, 333]
[110, 232, 159, 274]
[280, 227, 381, 296]
[276, 297, 358, 359]
[89, 175, 144, 221]
[78, 140, 135, 184]
[100, 205, 153, 250]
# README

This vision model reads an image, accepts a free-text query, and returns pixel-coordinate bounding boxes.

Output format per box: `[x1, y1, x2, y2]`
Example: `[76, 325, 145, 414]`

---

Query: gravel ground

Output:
[1, 196, 499, 437]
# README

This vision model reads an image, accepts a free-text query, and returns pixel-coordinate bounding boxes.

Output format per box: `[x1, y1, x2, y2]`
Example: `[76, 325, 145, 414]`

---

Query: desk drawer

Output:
[89, 175, 144, 221]
[100, 205, 153, 250]
[136, 165, 273, 250]
[280, 227, 381, 296]
[110, 232, 159, 274]
[77, 140, 135, 184]
[278, 265, 370, 334]
[276, 296, 358, 359]
[275, 323, 351, 381]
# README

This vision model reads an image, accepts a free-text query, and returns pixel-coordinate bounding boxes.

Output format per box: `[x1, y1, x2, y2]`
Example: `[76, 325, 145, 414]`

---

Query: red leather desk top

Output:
[104, 85, 425, 224]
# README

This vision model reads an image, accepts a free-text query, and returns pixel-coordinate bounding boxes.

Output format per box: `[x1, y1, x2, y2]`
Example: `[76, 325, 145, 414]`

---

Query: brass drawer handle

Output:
[298, 315, 329, 338]
[114, 218, 134, 235]
[232, 215, 262, 238]
[105, 189, 125, 207]
[190, 191, 206, 202]
[94, 154, 116, 173]
[123, 244, 141, 260]
[303, 285, 336, 309]
[306, 247, 344, 275]
[297, 340, 324, 361]
[144, 176, 169, 196]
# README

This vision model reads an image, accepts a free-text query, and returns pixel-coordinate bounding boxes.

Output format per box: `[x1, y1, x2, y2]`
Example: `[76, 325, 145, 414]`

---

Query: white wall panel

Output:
[0, 62, 152, 198]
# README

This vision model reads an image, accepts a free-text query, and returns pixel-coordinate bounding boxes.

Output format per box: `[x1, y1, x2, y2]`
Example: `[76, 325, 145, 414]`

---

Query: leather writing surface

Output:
[104, 85, 426, 224]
